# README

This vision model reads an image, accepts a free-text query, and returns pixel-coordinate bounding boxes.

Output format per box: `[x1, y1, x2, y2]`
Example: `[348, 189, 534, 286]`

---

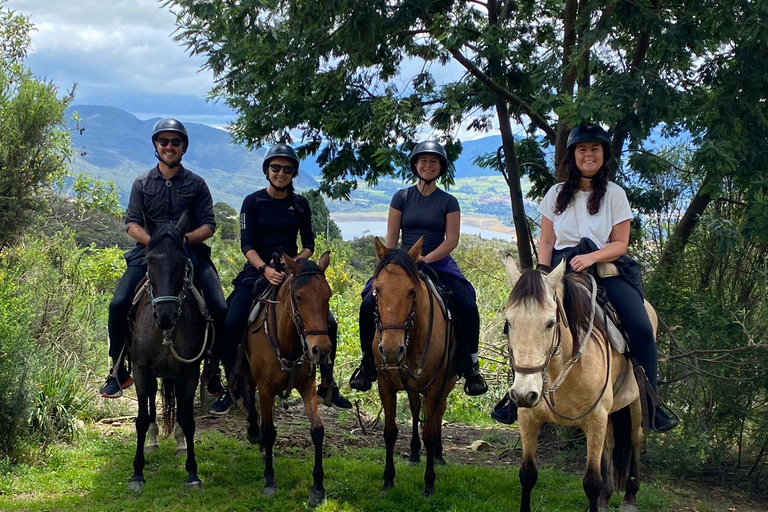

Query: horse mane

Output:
[508, 269, 607, 358]
[373, 248, 420, 285]
[146, 222, 185, 252]
[292, 258, 325, 288]
[561, 273, 608, 353]
[508, 268, 548, 308]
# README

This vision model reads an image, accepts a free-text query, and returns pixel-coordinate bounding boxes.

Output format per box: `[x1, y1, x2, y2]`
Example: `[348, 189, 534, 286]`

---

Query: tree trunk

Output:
[657, 175, 716, 270]
[496, 99, 533, 267]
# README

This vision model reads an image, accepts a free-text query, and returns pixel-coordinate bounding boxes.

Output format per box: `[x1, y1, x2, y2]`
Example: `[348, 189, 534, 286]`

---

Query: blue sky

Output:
[5, 0, 506, 141]
[5, 0, 237, 127]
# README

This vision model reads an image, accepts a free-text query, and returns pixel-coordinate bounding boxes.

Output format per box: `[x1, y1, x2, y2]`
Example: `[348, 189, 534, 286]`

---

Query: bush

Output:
[31, 360, 90, 448]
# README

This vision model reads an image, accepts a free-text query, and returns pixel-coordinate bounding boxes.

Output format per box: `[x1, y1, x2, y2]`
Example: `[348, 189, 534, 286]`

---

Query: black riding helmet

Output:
[566, 124, 611, 163]
[151, 118, 188, 168]
[262, 143, 300, 176]
[151, 118, 189, 148]
[409, 141, 448, 184]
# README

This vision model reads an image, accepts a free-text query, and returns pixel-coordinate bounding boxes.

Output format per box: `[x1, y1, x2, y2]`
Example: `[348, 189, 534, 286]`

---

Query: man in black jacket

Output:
[99, 118, 227, 398]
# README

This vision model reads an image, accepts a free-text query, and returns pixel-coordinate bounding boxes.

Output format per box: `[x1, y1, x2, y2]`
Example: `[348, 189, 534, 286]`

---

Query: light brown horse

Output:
[372, 237, 458, 496]
[504, 255, 648, 512]
[244, 252, 332, 507]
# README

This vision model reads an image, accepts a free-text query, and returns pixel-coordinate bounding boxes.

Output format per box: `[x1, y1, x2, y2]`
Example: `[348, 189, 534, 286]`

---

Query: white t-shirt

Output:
[538, 182, 633, 250]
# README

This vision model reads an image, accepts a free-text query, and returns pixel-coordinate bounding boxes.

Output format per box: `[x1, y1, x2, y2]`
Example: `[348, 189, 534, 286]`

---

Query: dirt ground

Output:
[102, 395, 768, 511]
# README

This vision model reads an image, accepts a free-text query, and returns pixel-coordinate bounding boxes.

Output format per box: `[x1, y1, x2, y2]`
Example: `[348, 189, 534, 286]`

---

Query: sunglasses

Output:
[268, 163, 296, 175]
[156, 137, 184, 147]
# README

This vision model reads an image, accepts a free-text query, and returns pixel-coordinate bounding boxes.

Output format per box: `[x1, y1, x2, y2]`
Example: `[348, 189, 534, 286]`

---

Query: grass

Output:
[0, 424, 675, 512]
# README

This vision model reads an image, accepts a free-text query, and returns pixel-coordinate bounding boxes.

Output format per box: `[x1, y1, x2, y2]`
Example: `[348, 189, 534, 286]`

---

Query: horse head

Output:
[372, 236, 424, 366]
[282, 250, 333, 365]
[144, 211, 192, 332]
[503, 254, 566, 408]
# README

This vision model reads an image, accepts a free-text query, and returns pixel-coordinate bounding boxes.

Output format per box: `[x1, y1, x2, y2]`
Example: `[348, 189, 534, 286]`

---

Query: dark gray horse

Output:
[129, 212, 210, 491]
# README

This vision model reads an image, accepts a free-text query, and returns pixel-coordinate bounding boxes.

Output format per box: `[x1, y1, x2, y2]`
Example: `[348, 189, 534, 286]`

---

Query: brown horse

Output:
[503, 255, 648, 512]
[244, 252, 332, 507]
[372, 237, 458, 496]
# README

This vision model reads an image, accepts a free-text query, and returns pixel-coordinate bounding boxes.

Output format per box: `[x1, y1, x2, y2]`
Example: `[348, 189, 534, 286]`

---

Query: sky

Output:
[5, 0, 237, 127]
[4, 0, 501, 140]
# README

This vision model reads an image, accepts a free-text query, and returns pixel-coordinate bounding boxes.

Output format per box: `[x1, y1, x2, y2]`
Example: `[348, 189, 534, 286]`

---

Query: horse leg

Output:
[299, 380, 326, 507]
[434, 394, 448, 466]
[177, 378, 202, 490]
[247, 381, 262, 445]
[518, 415, 542, 512]
[130, 374, 150, 490]
[421, 391, 448, 497]
[619, 399, 644, 512]
[146, 385, 159, 453]
[583, 416, 608, 512]
[259, 389, 278, 496]
[598, 419, 615, 512]
[379, 380, 398, 492]
[407, 391, 421, 465]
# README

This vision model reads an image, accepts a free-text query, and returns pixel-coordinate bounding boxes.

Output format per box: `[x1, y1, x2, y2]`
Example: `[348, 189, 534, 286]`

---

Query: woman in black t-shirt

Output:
[210, 144, 351, 414]
[349, 141, 488, 396]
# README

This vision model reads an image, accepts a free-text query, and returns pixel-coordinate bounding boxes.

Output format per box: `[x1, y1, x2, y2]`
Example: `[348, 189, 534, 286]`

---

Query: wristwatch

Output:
[257, 264, 267, 273]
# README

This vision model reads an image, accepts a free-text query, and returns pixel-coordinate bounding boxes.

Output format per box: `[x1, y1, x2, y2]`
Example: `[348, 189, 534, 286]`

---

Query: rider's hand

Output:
[264, 266, 285, 286]
[570, 254, 597, 273]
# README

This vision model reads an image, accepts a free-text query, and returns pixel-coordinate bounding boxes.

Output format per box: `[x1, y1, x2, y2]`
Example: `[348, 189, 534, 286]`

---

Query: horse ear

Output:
[546, 259, 566, 290]
[374, 237, 389, 261]
[505, 253, 521, 287]
[283, 252, 300, 275]
[407, 236, 424, 262]
[143, 211, 157, 235]
[177, 210, 190, 234]
[317, 250, 331, 272]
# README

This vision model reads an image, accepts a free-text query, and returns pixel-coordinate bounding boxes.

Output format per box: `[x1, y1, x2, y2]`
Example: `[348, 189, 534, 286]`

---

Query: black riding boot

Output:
[463, 362, 488, 396]
[349, 351, 377, 392]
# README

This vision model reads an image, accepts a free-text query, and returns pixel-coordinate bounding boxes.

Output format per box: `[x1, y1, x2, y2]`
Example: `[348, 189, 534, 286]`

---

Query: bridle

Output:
[146, 258, 211, 363]
[372, 271, 451, 394]
[507, 272, 611, 421]
[263, 268, 329, 373]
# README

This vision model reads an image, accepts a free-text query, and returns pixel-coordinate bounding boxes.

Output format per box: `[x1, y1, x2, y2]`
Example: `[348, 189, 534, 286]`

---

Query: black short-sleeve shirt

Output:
[390, 186, 460, 255]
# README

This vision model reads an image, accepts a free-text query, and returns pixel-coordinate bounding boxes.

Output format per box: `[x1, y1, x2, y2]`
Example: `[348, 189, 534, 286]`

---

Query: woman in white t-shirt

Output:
[494, 124, 678, 432]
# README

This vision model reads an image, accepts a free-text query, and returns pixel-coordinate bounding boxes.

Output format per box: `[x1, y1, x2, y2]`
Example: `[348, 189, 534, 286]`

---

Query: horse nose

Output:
[377, 341, 405, 365]
[511, 389, 540, 408]
[310, 343, 331, 364]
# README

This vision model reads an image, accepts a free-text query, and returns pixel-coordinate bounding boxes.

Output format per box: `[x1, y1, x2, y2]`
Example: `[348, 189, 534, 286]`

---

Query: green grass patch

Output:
[0, 425, 676, 511]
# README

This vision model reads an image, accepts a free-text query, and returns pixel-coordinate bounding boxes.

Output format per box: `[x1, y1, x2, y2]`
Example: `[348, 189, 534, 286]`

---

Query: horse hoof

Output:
[145, 443, 159, 453]
[186, 480, 203, 491]
[308, 489, 326, 507]
[381, 482, 393, 493]
[129, 479, 145, 491]
[423, 486, 434, 497]
[435, 456, 447, 466]
[248, 432, 262, 445]
[263, 485, 278, 497]
[407, 459, 420, 467]
[619, 504, 638, 512]
[176, 448, 187, 458]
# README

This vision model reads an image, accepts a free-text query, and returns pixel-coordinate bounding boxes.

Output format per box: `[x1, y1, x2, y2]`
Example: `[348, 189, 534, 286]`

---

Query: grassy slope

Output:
[0, 425, 675, 512]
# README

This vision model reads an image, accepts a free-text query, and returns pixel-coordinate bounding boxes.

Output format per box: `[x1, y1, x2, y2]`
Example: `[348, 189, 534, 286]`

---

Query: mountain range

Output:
[65, 106, 505, 211]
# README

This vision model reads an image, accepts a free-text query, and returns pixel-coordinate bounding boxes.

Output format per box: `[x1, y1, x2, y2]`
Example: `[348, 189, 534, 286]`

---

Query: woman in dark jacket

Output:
[210, 144, 351, 413]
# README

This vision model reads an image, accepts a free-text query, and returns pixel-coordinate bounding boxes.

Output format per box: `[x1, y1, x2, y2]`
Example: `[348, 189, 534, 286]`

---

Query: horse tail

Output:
[611, 405, 633, 489]
[161, 378, 176, 434]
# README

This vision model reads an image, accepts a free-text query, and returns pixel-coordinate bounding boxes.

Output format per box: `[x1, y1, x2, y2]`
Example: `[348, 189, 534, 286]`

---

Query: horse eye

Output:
[546, 319, 556, 330]
[408, 289, 416, 297]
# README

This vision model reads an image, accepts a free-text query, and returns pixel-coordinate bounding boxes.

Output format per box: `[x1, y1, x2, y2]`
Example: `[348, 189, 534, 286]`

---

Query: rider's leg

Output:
[101, 265, 145, 398]
[318, 313, 352, 410]
[600, 276, 678, 432]
[195, 259, 228, 396]
[438, 272, 487, 396]
[349, 290, 377, 391]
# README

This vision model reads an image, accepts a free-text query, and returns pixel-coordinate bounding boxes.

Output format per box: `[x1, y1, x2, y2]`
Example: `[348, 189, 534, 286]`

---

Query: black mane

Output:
[292, 258, 325, 288]
[146, 222, 185, 253]
[373, 248, 420, 285]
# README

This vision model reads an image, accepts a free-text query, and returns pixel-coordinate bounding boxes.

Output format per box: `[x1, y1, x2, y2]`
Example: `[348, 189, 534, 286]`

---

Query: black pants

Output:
[358, 271, 480, 371]
[107, 259, 228, 361]
[222, 280, 339, 382]
[598, 275, 659, 390]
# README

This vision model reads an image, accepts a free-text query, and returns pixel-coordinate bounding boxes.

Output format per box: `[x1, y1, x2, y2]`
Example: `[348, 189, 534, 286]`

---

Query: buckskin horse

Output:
[371, 236, 458, 496]
[503, 255, 646, 512]
[243, 251, 332, 507]
[128, 212, 211, 491]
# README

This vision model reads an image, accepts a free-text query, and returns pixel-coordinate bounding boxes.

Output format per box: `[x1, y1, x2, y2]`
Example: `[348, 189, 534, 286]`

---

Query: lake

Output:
[334, 220, 514, 241]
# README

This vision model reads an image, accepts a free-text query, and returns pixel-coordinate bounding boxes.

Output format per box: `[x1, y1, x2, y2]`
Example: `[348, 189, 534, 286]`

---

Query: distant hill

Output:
[66, 106, 508, 211]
